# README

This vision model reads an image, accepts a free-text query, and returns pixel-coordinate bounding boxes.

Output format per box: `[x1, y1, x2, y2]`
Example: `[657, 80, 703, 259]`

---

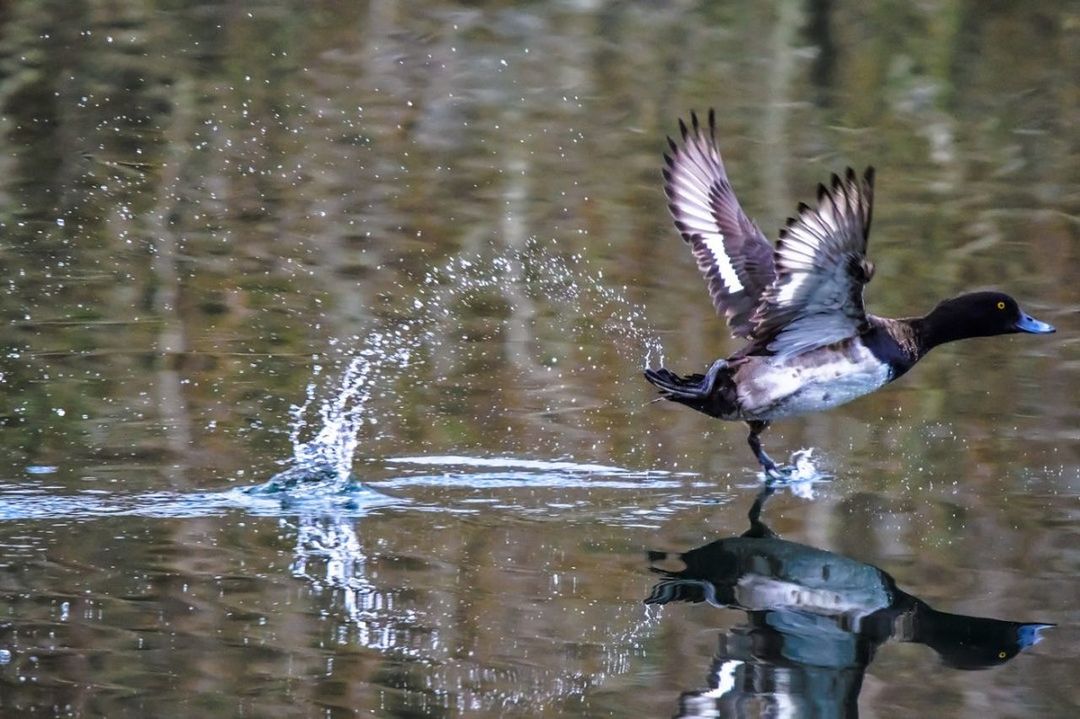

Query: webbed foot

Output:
[757, 449, 832, 485]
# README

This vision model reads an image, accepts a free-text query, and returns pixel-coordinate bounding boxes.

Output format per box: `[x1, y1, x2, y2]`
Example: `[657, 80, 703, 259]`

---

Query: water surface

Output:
[0, 1, 1077, 717]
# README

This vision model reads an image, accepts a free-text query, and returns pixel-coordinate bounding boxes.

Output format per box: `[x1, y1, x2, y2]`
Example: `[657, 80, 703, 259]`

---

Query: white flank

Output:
[734, 574, 889, 617]
[738, 341, 892, 419]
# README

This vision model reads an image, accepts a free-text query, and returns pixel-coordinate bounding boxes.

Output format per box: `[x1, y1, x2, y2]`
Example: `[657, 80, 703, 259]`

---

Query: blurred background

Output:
[0, 1, 1077, 717]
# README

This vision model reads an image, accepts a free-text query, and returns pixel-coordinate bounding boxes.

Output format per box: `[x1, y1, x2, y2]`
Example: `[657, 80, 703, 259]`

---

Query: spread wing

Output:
[663, 109, 776, 339]
[750, 167, 877, 357]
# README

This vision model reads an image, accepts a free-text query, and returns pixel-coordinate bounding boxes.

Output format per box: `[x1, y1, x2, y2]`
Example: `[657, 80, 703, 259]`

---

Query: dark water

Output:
[1, 1, 1078, 717]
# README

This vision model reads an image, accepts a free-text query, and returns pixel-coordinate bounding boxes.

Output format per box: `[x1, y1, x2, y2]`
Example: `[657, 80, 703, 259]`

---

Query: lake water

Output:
[0, 2, 1077, 717]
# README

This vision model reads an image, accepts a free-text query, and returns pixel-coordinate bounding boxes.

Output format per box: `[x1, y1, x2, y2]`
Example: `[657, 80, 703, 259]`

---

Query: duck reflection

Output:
[646, 486, 1051, 718]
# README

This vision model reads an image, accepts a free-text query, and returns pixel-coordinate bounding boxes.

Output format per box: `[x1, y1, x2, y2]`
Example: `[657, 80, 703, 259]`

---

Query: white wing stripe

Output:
[817, 199, 836, 229]
[792, 218, 829, 246]
[668, 189, 711, 214]
[776, 271, 810, 304]
[662, 111, 784, 338]
[668, 185, 705, 204]
[698, 233, 745, 293]
[680, 161, 715, 187]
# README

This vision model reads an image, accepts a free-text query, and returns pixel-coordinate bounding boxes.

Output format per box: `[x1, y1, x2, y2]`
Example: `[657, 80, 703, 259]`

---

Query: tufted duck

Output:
[644, 110, 1055, 476]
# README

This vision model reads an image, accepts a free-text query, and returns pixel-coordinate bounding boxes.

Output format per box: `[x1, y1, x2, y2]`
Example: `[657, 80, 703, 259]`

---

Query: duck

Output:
[644, 109, 1055, 476]
[644, 484, 1052, 716]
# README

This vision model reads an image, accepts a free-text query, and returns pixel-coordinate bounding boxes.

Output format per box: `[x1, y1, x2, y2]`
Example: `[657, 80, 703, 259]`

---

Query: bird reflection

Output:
[645, 485, 1051, 718]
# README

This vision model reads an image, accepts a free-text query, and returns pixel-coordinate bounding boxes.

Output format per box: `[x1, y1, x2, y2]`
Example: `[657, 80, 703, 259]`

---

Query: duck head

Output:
[919, 291, 1054, 350]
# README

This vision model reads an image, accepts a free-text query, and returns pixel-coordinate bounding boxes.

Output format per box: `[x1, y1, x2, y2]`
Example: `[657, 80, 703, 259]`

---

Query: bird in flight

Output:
[645, 109, 1055, 476]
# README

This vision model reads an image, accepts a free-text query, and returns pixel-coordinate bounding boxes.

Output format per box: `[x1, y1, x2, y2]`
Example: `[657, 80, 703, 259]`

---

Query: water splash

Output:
[378, 454, 689, 490]
[510, 238, 666, 367]
[743, 449, 833, 498]
[280, 331, 414, 489]
[268, 237, 665, 490]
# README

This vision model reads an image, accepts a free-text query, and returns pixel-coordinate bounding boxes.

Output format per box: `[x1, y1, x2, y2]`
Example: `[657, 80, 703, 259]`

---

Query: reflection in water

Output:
[288, 514, 395, 649]
[0, 464, 661, 715]
[279, 492, 660, 713]
[646, 486, 1051, 718]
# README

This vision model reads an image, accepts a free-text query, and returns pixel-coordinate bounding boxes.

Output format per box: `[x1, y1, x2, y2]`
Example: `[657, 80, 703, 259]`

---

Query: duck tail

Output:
[643, 367, 708, 399]
[643, 361, 736, 418]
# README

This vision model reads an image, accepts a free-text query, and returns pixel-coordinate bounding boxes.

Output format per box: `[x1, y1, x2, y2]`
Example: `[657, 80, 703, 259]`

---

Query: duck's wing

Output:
[663, 110, 776, 339]
[750, 167, 876, 357]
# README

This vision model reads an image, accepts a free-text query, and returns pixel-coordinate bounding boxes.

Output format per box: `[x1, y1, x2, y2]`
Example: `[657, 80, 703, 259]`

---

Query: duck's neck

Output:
[873, 308, 973, 377]
[909, 300, 988, 356]
[910, 316, 964, 356]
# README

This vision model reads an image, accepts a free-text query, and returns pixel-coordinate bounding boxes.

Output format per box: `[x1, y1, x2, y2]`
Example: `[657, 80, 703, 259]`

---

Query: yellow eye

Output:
[996, 301, 1006, 310]
[998, 651, 1007, 658]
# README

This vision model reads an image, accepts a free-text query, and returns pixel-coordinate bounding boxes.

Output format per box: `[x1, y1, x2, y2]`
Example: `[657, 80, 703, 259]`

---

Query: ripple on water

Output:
[0, 486, 403, 522]
[376, 454, 690, 491]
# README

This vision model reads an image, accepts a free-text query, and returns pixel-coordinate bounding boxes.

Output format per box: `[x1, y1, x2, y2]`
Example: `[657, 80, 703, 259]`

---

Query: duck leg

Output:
[746, 420, 780, 476]
[744, 483, 778, 538]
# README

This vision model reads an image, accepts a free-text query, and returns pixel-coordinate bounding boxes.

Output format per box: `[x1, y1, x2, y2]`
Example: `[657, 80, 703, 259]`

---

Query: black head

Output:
[921, 291, 1055, 349]
[914, 603, 1052, 670]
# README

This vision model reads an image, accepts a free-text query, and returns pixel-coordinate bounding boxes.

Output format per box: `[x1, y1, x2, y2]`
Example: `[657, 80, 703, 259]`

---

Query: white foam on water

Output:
[386, 454, 642, 474]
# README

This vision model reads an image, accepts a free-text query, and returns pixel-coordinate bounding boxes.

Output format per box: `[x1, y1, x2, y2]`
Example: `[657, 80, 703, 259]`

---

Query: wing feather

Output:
[663, 109, 776, 338]
[750, 167, 877, 356]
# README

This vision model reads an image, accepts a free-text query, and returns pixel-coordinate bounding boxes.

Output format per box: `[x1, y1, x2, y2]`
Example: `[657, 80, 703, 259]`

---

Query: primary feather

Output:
[664, 110, 876, 357]
[750, 167, 876, 357]
[662, 109, 776, 338]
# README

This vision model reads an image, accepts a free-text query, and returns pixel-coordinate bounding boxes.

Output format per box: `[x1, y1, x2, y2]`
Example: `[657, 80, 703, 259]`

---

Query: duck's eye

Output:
[998, 651, 1007, 659]
[996, 301, 1006, 310]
